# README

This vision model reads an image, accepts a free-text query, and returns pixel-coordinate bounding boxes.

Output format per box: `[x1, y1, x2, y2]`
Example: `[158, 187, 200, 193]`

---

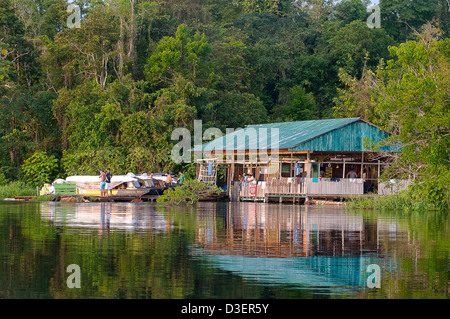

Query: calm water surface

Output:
[0, 201, 448, 299]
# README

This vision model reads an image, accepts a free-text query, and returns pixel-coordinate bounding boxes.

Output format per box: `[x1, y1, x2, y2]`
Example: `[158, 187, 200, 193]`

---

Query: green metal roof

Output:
[191, 117, 397, 153]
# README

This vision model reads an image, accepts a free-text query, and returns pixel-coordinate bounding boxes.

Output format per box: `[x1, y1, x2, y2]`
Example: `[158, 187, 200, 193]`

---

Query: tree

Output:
[1, 129, 33, 168]
[272, 85, 316, 121]
[144, 24, 212, 88]
[333, 0, 370, 25]
[324, 20, 395, 78]
[335, 24, 450, 206]
[239, 0, 292, 15]
[202, 91, 268, 130]
[380, 0, 440, 41]
[22, 150, 59, 186]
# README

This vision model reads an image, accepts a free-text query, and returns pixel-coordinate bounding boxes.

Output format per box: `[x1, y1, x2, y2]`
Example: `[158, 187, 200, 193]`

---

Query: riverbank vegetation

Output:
[0, 181, 36, 200]
[337, 23, 450, 209]
[0, 0, 449, 207]
[347, 191, 447, 211]
[156, 179, 223, 205]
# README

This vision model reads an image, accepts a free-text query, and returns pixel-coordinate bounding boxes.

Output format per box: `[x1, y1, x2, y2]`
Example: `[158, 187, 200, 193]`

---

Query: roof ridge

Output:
[245, 117, 360, 127]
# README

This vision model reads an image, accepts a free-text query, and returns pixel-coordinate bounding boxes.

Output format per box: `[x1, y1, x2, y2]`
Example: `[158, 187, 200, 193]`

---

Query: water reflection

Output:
[23, 201, 447, 298]
[194, 202, 399, 257]
[192, 202, 399, 293]
[39, 201, 400, 293]
[40, 201, 173, 234]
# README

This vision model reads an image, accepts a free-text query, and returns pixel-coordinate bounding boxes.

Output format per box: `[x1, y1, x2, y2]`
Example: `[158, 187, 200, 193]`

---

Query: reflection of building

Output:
[193, 202, 399, 292]
[198, 254, 380, 291]
[195, 202, 397, 258]
[40, 202, 172, 233]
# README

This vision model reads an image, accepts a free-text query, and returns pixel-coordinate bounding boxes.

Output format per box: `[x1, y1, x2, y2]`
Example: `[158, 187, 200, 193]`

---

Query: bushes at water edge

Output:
[347, 190, 447, 211]
[0, 181, 36, 200]
[157, 179, 223, 205]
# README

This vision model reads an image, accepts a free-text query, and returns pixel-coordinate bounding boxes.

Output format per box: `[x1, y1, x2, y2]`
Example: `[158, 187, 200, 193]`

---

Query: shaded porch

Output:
[196, 151, 409, 202]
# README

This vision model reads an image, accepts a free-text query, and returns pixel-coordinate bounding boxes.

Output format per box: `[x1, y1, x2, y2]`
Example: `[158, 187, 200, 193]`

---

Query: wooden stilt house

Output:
[191, 117, 403, 201]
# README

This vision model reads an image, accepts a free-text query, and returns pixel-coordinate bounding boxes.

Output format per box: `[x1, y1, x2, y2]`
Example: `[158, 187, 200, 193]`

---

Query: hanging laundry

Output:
[208, 162, 213, 175]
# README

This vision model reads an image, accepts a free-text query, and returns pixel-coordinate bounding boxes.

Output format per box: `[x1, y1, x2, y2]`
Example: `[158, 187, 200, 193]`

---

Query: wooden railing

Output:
[240, 177, 364, 197]
[265, 177, 305, 195]
[307, 178, 363, 195]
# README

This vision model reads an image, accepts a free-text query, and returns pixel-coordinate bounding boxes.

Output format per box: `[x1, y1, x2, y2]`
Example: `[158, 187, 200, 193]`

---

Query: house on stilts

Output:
[191, 117, 406, 203]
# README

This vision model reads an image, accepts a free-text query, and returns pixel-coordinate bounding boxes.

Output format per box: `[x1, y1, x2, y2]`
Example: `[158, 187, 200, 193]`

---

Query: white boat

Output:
[65, 173, 165, 196]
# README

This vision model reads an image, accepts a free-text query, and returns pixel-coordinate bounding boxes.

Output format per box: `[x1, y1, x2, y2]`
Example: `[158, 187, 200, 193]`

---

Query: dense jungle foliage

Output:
[0, 0, 449, 205]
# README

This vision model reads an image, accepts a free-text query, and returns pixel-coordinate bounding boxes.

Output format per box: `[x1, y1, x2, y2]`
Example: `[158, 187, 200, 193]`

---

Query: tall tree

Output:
[380, 0, 440, 41]
[335, 24, 450, 205]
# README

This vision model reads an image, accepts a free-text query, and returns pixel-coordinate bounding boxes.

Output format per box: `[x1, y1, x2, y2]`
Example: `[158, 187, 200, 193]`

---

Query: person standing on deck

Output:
[99, 169, 107, 196]
[105, 168, 113, 196]
[179, 171, 186, 186]
[346, 167, 358, 183]
[346, 167, 358, 178]
[165, 173, 173, 189]
[362, 165, 368, 194]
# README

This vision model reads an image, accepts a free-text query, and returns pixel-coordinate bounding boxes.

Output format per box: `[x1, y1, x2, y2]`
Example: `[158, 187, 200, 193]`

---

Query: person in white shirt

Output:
[46, 183, 55, 195]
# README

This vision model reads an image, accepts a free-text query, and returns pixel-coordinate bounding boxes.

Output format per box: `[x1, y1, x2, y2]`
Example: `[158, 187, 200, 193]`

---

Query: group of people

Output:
[239, 173, 255, 187]
[163, 171, 186, 188]
[98, 169, 186, 196]
[99, 168, 113, 197]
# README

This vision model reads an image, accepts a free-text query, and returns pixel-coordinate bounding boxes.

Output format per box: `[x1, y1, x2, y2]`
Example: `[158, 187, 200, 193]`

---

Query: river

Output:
[0, 201, 448, 299]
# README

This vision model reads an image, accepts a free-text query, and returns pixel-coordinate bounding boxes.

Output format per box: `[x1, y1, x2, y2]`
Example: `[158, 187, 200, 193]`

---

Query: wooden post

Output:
[278, 161, 282, 178]
[305, 151, 311, 195]
[306, 152, 311, 178]
[231, 161, 235, 181]
[378, 160, 381, 178]
[226, 164, 232, 197]
[290, 152, 293, 177]
[361, 151, 364, 177]
[342, 158, 346, 179]
[361, 152, 365, 195]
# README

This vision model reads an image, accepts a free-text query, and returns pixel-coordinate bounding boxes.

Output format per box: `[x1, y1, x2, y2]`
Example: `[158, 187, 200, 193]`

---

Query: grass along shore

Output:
[0, 181, 36, 200]
[347, 191, 448, 211]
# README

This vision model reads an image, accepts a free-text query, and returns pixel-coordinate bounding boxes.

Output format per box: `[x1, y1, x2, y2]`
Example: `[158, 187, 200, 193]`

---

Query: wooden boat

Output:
[65, 173, 165, 197]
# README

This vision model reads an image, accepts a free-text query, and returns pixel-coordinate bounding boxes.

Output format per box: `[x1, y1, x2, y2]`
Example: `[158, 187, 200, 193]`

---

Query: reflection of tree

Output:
[355, 209, 450, 298]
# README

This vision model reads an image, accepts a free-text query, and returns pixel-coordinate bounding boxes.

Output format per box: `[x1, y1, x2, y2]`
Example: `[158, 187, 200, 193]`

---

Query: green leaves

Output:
[336, 24, 450, 208]
[144, 24, 211, 87]
[272, 85, 316, 122]
[1, 0, 449, 191]
[157, 179, 223, 205]
[324, 20, 395, 78]
[22, 151, 59, 187]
